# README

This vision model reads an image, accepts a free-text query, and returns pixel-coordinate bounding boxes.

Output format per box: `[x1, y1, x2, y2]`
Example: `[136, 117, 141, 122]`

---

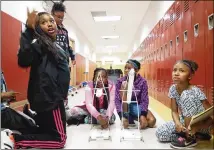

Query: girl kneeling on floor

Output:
[66, 68, 116, 129]
[1, 9, 70, 149]
[115, 59, 156, 129]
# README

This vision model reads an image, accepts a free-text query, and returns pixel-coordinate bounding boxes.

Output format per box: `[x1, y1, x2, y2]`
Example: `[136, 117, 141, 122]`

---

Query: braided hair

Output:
[92, 68, 110, 111]
[51, 2, 66, 13]
[176, 60, 199, 74]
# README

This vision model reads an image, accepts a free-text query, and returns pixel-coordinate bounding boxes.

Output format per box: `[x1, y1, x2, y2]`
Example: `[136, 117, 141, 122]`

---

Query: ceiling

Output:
[63, 1, 151, 55]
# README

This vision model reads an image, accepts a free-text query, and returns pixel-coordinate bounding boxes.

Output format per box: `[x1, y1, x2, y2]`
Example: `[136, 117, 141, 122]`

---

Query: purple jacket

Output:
[115, 74, 149, 116]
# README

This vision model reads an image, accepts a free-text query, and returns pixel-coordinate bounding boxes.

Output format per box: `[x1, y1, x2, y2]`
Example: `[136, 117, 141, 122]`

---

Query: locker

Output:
[204, 1, 214, 105]
[163, 9, 170, 104]
[167, 3, 176, 107]
[175, 1, 183, 62]
[191, 1, 206, 93]
[153, 50, 158, 99]
[182, 0, 194, 60]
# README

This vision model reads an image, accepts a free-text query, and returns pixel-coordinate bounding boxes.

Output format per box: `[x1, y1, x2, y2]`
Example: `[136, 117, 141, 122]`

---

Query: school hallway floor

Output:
[64, 88, 213, 149]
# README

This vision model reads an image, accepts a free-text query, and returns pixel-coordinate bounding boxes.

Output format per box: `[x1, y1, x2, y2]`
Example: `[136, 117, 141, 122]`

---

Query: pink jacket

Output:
[85, 81, 115, 119]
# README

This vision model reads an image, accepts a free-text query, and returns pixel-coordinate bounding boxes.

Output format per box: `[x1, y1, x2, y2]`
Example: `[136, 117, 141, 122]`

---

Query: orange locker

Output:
[204, 1, 214, 105]
[191, 1, 206, 93]
[182, 0, 194, 60]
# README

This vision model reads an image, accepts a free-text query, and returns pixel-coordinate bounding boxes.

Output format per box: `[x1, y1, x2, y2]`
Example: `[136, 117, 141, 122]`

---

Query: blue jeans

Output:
[122, 103, 141, 124]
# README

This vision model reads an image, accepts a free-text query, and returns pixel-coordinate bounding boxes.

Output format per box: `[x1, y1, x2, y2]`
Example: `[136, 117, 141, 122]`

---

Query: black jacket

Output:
[17, 27, 70, 113]
[56, 25, 75, 60]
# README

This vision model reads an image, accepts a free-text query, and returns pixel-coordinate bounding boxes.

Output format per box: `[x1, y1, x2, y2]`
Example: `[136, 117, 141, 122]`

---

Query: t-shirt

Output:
[168, 84, 206, 117]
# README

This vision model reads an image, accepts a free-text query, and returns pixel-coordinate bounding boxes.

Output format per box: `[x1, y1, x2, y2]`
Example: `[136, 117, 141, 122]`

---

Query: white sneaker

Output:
[1, 129, 14, 149]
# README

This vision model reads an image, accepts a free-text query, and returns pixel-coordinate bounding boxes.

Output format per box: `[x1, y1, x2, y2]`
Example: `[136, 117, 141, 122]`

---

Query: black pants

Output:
[13, 102, 66, 149]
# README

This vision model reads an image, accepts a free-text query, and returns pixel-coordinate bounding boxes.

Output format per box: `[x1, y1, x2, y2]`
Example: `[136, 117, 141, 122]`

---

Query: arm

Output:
[115, 80, 122, 114]
[85, 84, 101, 119]
[106, 84, 115, 118]
[68, 46, 75, 61]
[171, 98, 182, 125]
[139, 81, 149, 117]
[65, 30, 75, 61]
[202, 99, 213, 120]
[17, 25, 39, 68]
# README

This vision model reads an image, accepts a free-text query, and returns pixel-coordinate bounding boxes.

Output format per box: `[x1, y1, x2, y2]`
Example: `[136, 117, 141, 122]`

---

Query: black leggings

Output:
[13, 102, 66, 149]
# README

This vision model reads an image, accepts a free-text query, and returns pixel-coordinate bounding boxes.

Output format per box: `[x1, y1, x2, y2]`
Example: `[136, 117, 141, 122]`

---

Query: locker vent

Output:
[160, 23, 164, 34]
[157, 27, 160, 37]
[165, 21, 169, 31]
[176, 5, 181, 20]
[164, 16, 169, 31]
[184, 1, 189, 12]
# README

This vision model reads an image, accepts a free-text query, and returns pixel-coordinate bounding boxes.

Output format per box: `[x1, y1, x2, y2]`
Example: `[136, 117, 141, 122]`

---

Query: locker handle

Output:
[170, 40, 173, 49]
[208, 14, 213, 30]
[194, 23, 199, 37]
[184, 30, 188, 43]
[176, 36, 179, 46]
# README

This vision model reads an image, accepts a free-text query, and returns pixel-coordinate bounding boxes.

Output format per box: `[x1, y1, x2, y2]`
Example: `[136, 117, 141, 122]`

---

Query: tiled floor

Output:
[65, 88, 172, 149]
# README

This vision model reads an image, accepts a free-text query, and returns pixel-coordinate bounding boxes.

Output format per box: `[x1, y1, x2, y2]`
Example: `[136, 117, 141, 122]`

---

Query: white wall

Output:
[44, 1, 95, 61]
[129, 1, 174, 56]
[1, 1, 95, 62]
[1, 1, 46, 23]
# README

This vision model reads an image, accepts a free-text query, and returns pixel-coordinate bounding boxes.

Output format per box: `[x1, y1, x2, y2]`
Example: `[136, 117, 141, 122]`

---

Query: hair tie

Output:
[127, 60, 138, 69]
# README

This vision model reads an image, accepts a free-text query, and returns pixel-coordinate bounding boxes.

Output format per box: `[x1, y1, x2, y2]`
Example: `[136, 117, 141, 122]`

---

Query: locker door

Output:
[167, 3, 176, 108]
[153, 50, 157, 99]
[175, 1, 183, 61]
[159, 19, 164, 104]
[191, 1, 206, 93]
[205, 1, 214, 105]
[163, 13, 169, 106]
[182, 0, 194, 60]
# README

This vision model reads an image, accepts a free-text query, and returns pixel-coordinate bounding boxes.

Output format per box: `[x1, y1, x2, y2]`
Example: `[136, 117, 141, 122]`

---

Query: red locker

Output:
[182, 0, 194, 60]
[175, 1, 183, 61]
[166, 3, 176, 107]
[204, 1, 214, 105]
[163, 11, 171, 107]
[191, 1, 206, 93]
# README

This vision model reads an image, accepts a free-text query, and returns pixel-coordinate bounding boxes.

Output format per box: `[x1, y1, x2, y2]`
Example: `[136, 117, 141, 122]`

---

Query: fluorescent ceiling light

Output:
[101, 36, 119, 39]
[94, 16, 121, 22]
[105, 45, 119, 48]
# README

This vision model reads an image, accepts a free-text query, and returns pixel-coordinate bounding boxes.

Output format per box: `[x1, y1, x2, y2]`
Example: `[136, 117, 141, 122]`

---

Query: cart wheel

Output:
[88, 136, 91, 142]
[140, 137, 144, 142]
[71, 94, 74, 96]
[75, 92, 78, 94]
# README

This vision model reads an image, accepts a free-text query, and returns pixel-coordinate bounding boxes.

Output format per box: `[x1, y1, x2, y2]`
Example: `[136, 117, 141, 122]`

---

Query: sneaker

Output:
[195, 132, 212, 141]
[171, 131, 186, 143]
[170, 135, 197, 149]
[1, 129, 14, 149]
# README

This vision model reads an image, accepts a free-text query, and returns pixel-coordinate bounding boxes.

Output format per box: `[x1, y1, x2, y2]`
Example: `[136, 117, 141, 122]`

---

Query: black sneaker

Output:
[171, 131, 187, 142]
[195, 132, 212, 141]
[170, 135, 197, 149]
